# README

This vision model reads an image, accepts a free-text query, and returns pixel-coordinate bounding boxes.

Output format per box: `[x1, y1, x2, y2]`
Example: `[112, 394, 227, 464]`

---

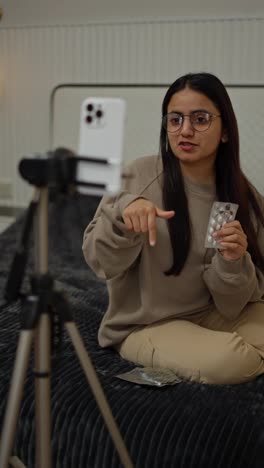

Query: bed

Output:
[0, 191, 263, 468]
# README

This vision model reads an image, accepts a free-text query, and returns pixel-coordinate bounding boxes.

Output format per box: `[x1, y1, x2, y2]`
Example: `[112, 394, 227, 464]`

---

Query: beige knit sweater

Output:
[83, 155, 264, 347]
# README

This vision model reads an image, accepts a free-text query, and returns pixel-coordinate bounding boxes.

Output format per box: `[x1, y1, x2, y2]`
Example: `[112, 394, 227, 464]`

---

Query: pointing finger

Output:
[148, 211, 157, 246]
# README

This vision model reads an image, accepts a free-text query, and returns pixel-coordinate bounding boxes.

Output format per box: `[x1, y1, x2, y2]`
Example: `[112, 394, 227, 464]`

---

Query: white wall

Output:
[0, 2, 264, 206]
[1, 0, 264, 26]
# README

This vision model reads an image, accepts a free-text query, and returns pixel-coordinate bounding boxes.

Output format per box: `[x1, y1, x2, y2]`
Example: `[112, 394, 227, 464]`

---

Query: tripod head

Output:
[19, 147, 115, 194]
[5, 148, 93, 303]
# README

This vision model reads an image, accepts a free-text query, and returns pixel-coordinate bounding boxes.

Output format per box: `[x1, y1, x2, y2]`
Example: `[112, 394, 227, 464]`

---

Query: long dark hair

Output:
[160, 72, 264, 275]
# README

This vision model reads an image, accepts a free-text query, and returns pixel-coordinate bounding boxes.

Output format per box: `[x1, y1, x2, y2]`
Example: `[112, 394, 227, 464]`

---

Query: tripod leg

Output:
[0, 330, 34, 468]
[65, 322, 134, 468]
[33, 187, 52, 468]
[34, 313, 52, 468]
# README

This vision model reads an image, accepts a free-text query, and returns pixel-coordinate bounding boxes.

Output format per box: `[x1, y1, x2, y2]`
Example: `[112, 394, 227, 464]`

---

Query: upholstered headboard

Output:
[50, 84, 264, 195]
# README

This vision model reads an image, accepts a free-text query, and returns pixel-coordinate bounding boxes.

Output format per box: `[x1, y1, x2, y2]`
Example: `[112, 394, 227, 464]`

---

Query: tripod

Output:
[0, 153, 133, 468]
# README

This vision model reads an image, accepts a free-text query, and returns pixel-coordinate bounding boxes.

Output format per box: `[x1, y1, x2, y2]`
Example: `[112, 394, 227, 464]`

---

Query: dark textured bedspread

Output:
[0, 192, 263, 468]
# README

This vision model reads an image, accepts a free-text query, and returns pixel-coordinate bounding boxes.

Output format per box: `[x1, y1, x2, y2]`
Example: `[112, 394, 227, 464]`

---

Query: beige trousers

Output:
[118, 302, 264, 384]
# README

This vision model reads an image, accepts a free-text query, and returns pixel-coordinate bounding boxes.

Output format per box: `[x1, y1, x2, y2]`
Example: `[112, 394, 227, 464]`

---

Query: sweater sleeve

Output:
[82, 157, 159, 280]
[82, 191, 145, 279]
[203, 195, 264, 320]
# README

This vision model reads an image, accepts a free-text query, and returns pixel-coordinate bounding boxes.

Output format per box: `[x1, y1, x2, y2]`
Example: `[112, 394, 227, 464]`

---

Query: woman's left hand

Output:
[213, 220, 248, 261]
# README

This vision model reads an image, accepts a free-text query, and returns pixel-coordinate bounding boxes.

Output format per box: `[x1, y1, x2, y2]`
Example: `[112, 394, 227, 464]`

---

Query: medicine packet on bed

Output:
[205, 201, 239, 249]
[116, 367, 183, 386]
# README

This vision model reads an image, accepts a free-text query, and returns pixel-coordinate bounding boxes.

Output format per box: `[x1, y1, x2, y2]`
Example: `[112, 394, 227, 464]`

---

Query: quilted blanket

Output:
[0, 192, 263, 468]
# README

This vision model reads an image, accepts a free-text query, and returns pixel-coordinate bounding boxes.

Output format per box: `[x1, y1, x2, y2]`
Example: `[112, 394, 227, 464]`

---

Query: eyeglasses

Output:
[162, 111, 221, 133]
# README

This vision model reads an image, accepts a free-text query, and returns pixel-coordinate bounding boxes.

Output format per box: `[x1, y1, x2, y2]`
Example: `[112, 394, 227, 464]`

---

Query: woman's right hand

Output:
[122, 198, 175, 246]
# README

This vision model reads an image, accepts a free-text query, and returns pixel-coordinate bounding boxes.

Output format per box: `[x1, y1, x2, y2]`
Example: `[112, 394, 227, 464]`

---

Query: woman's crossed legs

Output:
[118, 302, 264, 384]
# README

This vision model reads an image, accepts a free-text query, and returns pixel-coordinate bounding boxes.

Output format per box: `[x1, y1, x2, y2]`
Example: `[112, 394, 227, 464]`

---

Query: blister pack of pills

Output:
[205, 201, 239, 249]
[116, 367, 184, 386]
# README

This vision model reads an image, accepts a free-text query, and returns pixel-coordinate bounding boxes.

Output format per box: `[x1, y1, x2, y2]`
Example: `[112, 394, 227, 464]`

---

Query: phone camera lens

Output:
[86, 115, 93, 124]
[87, 104, 94, 112]
[96, 109, 103, 119]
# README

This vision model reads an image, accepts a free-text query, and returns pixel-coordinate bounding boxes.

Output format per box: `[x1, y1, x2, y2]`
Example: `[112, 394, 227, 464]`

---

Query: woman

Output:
[83, 72, 264, 384]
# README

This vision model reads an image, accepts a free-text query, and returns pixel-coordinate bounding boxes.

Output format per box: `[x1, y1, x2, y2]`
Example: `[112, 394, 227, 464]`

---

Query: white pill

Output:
[207, 235, 212, 242]
[210, 219, 216, 226]
[209, 226, 214, 234]
[217, 215, 223, 223]
[216, 224, 221, 230]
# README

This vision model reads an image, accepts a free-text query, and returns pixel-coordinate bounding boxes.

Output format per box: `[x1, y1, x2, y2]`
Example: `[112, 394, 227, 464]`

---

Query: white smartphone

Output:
[76, 97, 126, 196]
